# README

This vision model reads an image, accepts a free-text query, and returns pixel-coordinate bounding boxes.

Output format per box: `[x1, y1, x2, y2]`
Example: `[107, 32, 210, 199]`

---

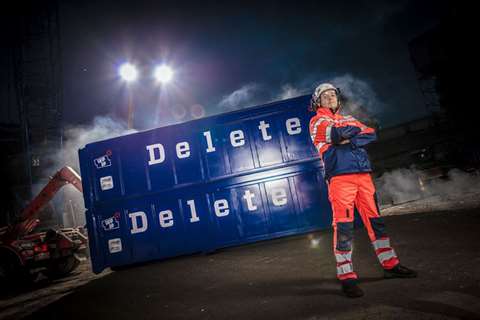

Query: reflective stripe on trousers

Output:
[372, 238, 391, 251]
[372, 237, 399, 268]
[335, 252, 352, 263]
[377, 249, 397, 264]
[337, 263, 353, 276]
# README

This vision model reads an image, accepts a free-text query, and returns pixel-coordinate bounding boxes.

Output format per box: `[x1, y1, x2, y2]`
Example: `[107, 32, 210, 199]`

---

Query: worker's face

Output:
[320, 90, 339, 110]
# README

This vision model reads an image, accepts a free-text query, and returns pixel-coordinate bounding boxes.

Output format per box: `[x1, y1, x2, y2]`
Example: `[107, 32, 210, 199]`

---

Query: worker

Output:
[309, 83, 417, 298]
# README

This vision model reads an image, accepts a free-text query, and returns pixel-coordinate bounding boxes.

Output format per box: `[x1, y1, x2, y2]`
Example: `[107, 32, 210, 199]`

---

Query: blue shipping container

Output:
[79, 95, 336, 274]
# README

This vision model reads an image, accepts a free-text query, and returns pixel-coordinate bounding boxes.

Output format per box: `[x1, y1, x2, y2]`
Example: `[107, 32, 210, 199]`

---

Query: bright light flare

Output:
[119, 63, 138, 82]
[154, 65, 173, 83]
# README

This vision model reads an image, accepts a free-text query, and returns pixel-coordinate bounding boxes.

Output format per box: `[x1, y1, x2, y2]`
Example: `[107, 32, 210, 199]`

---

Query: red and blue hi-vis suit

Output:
[309, 107, 400, 281]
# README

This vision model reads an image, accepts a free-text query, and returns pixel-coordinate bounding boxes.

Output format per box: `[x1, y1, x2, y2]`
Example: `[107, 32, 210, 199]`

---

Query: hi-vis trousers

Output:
[328, 173, 400, 281]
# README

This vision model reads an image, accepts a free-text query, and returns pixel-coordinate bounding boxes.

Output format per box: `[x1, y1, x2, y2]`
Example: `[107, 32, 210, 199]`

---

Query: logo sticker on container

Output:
[93, 151, 112, 169]
[101, 212, 120, 231]
[108, 238, 122, 253]
[100, 176, 114, 190]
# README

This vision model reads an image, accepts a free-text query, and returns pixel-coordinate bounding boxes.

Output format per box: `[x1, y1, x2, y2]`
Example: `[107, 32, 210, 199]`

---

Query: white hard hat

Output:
[310, 83, 340, 111]
[313, 83, 339, 102]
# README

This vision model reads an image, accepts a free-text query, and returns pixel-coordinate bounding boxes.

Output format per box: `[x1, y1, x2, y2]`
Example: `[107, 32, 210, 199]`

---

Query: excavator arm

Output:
[3, 166, 83, 240]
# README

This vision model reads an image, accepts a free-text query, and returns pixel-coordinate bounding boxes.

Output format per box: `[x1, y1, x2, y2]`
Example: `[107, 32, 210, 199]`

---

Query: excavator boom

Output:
[3, 166, 83, 240]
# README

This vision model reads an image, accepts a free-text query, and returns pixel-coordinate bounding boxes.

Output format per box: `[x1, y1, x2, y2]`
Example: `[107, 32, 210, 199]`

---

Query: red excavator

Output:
[0, 166, 87, 287]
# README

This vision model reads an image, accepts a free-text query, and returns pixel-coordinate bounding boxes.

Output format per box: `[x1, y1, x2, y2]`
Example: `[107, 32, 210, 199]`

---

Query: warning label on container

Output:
[100, 176, 114, 190]
[108, 238, 122, 253]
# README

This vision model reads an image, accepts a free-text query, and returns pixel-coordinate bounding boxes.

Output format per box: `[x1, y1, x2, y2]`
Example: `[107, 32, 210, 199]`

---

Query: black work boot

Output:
[384, 264, 418, 279]
[341, 279, 364, 298]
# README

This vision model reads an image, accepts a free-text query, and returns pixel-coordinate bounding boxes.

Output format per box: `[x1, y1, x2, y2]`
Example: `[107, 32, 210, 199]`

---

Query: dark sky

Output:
[31, 1, 454, 129]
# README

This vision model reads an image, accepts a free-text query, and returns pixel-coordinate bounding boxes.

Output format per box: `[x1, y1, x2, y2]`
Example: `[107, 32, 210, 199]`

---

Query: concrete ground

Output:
[3, 208, 480, 320]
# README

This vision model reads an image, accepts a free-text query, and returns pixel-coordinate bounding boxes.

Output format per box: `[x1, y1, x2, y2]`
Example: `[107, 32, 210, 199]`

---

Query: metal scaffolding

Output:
[12, 0, 64, 197]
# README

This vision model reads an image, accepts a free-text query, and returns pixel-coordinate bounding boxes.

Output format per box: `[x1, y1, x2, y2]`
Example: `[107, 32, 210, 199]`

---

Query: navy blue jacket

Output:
[309, 107, 377, 180]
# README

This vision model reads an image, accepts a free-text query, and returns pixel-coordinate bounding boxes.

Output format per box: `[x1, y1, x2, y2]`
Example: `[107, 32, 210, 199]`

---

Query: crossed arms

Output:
[311, 116, 377, 149]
